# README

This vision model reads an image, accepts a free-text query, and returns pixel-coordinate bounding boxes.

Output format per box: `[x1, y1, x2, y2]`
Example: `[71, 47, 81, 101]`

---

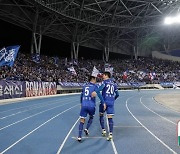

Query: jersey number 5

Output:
[85, 87, 89, 96]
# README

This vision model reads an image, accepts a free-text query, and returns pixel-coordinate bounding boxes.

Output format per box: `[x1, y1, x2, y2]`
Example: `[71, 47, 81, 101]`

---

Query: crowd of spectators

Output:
[0, 53, 179, 84]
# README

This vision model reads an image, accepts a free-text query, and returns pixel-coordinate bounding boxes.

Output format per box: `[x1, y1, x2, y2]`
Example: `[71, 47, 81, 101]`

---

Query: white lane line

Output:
[0, 99, 56, 113]
[152, 97, 180, 114]
[0, 104, 79, 154]
[0, 93, 80, 106]
[126, 97, 177, 154]
[140, 97, 176, 125]
[105, 115, 118, 154]
[114, 126, 142, 128]
[0, 97, 73, 119]
[56, 118, 80, 154]
[0, 102, 73, 131]
[71, 136, 104, 139]
[0, 97, 75, 114]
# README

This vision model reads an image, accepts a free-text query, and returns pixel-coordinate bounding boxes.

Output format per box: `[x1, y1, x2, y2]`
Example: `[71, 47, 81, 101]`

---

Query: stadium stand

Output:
[0, 53, 179, 85]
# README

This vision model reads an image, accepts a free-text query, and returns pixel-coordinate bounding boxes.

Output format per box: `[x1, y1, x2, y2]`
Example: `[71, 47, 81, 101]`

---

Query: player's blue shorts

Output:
[99, 104, 114, 115]
[80, 106, 95, 118]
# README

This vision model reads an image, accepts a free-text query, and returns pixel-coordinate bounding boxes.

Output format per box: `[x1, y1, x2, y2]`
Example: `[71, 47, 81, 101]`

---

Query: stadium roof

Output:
[0, 0, 180, 56]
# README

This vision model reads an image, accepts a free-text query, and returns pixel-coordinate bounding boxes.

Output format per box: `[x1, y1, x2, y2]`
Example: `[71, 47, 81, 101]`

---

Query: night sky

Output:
[0, 19, 130, 60]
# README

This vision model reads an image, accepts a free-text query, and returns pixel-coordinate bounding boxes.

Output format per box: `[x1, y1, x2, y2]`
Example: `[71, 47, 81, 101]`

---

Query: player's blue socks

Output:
[86, 116, 93, 130]
[108, 118, 113, 133]
[78, 122, 84, 138]
[100, 116, 105, 129]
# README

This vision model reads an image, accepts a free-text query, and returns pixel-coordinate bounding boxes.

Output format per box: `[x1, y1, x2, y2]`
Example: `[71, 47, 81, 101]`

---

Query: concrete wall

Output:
[152, 51, 180, 62]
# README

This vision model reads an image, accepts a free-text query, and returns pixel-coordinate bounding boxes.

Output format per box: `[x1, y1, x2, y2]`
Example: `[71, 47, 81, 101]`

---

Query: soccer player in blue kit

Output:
[77, 76, 105, 142]
[98, 72, 119, 141]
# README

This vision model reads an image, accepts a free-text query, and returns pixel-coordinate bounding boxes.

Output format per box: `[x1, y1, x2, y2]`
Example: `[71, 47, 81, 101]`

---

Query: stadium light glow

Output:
[164, 14, 180, 25]
[164, 17, 174, 24]
[177, 15, 180, 23]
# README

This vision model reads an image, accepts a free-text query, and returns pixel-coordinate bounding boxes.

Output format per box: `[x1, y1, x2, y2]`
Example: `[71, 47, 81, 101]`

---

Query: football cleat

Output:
[102, 129, 106, 137]
[77, 137, 82, 142]
[84, 129, 89, 136]
[107, 133, 113, 141]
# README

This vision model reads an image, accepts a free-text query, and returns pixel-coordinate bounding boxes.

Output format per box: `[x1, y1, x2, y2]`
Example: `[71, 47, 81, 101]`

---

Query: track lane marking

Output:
[105, 115, 118, 154]
[126, 97, 177, 154]
[56, 118, 80, 154]
[0, 96, 78, 114]
[140, 97, 176, 125]
[0, 104, 79, 154]
[152, 97, 180, 114]
[56, 96, 128, 154]
[0, 101, 74, 131]
[0, 97, 74, 119]
[114, 125, 142, 128]
[71, 136, 104, 139]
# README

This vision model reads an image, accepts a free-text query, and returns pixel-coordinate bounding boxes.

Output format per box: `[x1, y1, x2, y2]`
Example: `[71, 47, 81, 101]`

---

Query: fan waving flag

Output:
[92, 66, 100, 77]
[0, 45, 20, 67]
[105, 63, 114, 75]
[123, 71, 128, 80]
[32, 53, 40, 63]
[67, 66, 77, 75]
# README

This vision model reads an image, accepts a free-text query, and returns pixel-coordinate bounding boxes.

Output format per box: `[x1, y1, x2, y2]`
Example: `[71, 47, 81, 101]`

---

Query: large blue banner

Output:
[0, 80, 25, 99]
[0, 45, 20, 67]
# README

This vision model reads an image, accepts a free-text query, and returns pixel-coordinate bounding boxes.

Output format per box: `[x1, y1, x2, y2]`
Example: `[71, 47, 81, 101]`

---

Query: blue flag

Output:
[53, 56, 59, 66]
[32, 53, 40, 63]
[0, 45, 20, 67]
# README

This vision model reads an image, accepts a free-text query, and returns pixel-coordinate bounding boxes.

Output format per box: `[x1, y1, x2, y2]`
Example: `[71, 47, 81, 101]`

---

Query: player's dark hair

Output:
[103, 71, 111, 78]
[89, 76, 96, 82]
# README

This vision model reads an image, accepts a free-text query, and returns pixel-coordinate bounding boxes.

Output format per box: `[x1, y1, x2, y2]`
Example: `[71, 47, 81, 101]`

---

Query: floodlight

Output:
[176, 14, 180, 23]
[164, 17, 174, 25]
[164, 14, 180, 25]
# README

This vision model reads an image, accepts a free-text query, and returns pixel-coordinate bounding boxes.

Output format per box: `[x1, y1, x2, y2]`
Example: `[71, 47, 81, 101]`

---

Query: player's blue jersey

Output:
[81, 82, 99, 108]
[100, 79, 119, 105]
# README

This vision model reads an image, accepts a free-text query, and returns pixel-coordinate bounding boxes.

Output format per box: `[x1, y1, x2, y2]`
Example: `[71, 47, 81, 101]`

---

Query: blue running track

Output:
[0, 90, 179, 154]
